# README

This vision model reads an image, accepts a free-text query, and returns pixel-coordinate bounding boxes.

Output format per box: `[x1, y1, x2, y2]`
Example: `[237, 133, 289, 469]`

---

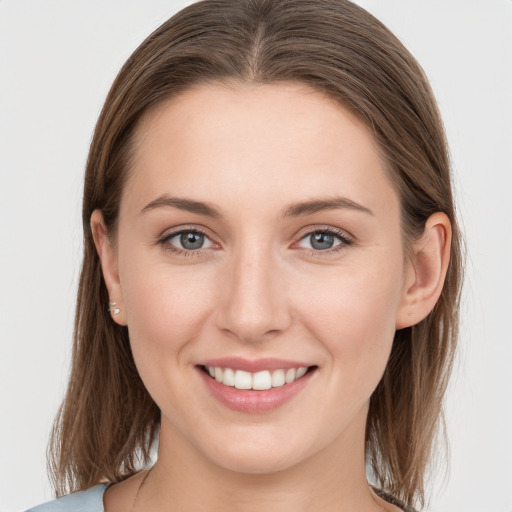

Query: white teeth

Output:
[271, 369, 285, 387]
[223, 368, 235, 387]
[234, 370, 252, 390]
[214, 367, 224, 382]
[252, 370, 272, 390]
[205, 365, 311, 389]
[296, 366, 308, 378]
[285, 368, 296, 384]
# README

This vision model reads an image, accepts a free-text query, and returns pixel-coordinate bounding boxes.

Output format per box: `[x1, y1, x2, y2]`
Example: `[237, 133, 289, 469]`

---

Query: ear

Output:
[90, 210, 128, 326]
[395, 212, 452, 329]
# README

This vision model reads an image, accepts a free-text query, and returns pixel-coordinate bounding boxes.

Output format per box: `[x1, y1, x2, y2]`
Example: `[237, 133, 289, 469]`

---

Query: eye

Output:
[296, 228, 352, 252]
[162, 229, 216, 253]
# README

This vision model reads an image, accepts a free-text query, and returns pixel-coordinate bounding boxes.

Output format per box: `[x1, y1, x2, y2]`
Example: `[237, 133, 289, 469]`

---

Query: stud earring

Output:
[108, 301, 120, 316]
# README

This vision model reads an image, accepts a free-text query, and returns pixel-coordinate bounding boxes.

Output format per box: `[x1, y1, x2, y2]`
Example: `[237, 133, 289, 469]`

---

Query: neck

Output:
[137, 412, 387, 512]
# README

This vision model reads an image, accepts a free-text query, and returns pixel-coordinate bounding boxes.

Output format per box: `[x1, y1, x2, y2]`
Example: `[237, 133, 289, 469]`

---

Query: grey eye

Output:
[297, 230, 345, 251]
[309, 232, 335, 250]
[165, 230, 215, 252]
[179, 231, 205, 250]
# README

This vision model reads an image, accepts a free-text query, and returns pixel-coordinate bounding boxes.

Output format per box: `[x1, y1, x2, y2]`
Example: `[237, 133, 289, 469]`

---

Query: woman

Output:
[27, 0, 462, 511]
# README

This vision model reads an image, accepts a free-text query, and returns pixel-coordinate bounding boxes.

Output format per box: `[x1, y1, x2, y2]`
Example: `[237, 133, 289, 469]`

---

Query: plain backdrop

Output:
[1, 1, 511, 511]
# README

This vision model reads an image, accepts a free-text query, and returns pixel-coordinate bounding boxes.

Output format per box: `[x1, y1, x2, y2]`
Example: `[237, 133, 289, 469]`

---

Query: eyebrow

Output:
[141, 195, 221, 218]
[280, 197, 374, 218]
[140, 194, 373, 218]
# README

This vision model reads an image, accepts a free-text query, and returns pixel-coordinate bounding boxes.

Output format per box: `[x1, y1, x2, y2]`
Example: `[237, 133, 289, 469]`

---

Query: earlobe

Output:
[90, 210, 128, 326]
[395, 212, 452, 329]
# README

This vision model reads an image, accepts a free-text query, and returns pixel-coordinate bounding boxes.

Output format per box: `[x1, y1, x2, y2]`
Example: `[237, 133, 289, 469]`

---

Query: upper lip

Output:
[197, 357, 314, 373]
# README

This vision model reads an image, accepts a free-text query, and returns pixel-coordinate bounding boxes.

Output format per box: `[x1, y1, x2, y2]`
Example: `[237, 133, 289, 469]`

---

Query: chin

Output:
[213, 449, 300, 475]
[199, 426, 312, 475]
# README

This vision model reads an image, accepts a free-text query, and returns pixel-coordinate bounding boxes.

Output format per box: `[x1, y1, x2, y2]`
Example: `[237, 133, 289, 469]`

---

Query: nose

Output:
[215, 244, 292, 344]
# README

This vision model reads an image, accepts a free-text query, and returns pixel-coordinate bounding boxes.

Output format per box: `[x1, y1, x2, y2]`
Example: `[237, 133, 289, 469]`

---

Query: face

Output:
[102, 83, 415, 475]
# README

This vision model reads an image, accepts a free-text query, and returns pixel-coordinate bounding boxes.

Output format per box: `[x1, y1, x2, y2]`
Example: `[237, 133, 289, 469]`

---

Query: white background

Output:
[1, 1, 511, 511]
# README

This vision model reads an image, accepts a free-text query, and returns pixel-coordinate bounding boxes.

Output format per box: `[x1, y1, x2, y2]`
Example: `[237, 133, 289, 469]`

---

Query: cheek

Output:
[119, 259, 220, 426]
[120, 258, 215, 367]
[294, 255, 404, 388]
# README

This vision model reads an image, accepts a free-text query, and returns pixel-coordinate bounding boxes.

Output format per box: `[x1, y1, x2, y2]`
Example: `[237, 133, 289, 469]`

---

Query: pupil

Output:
[180, 232, 204, 250]
[311, 232, 334, 250]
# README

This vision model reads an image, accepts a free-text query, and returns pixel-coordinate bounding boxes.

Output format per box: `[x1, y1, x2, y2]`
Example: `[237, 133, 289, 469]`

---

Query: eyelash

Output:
[296, 227, 354, 256]
[158, 226, 354, 258]
[158, 227, 215, 258]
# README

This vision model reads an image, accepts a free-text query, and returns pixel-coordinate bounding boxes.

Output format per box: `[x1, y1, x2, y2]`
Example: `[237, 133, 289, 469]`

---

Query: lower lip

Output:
[197, 367, 316, 413]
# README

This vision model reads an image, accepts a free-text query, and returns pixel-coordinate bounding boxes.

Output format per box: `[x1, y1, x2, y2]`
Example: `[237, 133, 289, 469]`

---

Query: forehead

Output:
[123, 82, 399, 220]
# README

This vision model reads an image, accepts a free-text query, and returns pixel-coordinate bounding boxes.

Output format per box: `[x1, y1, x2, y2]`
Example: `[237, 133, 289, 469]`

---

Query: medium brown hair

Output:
[49, 0, 463, 508]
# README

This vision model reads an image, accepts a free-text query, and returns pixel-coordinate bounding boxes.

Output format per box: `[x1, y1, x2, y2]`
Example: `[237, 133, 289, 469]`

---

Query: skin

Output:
[93, 82, 451, 512]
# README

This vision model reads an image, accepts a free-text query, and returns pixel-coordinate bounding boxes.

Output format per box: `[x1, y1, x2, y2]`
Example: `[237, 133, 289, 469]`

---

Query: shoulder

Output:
[25, 484, 109, 512]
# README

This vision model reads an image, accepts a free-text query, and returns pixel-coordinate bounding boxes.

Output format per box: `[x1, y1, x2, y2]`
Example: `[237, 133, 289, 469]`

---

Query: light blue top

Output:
[25, 484, 108, 512]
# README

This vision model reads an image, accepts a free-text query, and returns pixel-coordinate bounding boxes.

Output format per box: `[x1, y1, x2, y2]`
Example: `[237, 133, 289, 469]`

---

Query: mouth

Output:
[199, 364, 318, 390]
[196, 360, 318, 413]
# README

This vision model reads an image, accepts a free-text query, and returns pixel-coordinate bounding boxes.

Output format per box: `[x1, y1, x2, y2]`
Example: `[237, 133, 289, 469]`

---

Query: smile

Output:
[197, 359, 318, 413]
[203, 365, 310, 390]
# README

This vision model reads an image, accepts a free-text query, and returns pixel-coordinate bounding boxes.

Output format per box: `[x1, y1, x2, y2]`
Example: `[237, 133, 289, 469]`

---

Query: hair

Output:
[48, 0, 463, 508]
